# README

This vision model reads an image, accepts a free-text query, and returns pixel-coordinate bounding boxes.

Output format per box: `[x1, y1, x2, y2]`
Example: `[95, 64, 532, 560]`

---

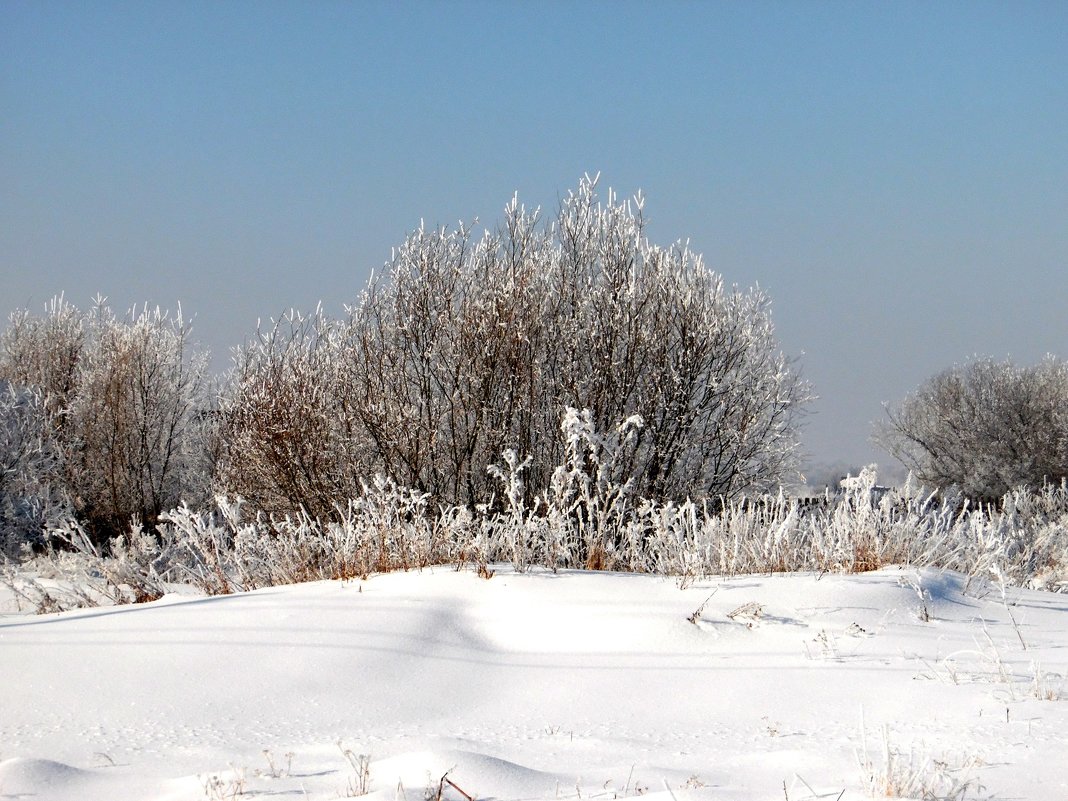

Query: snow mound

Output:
[2, 566, 1067, 800]
[0, 757, 99, 795]
[369, 749, 560, 800]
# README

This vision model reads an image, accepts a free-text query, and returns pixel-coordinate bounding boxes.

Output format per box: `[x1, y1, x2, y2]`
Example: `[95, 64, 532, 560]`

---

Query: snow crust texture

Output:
[2, 567, 1067, 800]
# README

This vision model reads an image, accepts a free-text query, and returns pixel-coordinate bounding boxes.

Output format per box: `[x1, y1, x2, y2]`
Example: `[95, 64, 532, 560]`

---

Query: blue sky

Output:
[3, 0, 1066, 477]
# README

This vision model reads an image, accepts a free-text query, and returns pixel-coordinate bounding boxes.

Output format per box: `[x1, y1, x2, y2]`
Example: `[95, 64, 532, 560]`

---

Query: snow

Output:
[1, 566, 1067, 800]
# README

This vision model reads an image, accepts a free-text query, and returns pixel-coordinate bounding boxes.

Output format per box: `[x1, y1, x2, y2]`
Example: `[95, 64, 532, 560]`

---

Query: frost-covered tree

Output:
[350, 178, 810, 505]
[224, 177, 810, 514]
[0, 298, 212, 541]
[877, 357, 1068, 499]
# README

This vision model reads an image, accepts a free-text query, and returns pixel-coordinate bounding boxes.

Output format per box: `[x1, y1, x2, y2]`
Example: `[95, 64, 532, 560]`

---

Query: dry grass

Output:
[9, 467, 1068, 614]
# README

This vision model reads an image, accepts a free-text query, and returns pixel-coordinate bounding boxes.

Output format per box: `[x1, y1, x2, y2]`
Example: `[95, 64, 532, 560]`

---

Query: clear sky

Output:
[3, 0, 1066, 479]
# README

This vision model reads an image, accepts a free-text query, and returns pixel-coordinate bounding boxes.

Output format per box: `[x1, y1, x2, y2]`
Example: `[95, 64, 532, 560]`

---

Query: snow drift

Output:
[2, 566, 1066, 800]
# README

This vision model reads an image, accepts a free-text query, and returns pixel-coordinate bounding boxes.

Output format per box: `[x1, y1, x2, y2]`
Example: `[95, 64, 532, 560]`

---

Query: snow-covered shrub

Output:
[857, 726, 983, 800]
[217, 307, 374, 521]
[70, 301, 211, 538]
[222, 177, 810, 518]
[559, 408, 642, 566]
[878, 356, 1068, 500]
[0, 297, 212, 543]
[0, 382, 73, 557]
[145, 480, 451, 594]
[352, 177, 810, 505]
[0, 296, 85, 421]
[486, 448, 536, 571]
[970, 482, 1068, 591]
[0, 298, 84, 555]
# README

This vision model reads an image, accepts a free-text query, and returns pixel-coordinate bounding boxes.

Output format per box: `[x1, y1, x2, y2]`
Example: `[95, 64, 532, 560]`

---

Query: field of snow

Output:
[2, 566, 1067, 801]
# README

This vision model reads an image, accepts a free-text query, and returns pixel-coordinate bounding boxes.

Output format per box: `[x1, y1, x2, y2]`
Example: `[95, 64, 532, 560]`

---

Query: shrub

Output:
[0, 381, 72, 557]
[222, 177, 810, 515]
[0, 297, 213, 543]
[877, 357, 1068, 500]
[217, 307, 373, 520]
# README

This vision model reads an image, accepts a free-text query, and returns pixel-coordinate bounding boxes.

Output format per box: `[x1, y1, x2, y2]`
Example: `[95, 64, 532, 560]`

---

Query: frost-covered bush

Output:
[0, 381, 73, 557]
[0, 297, 213, 542]
[217, 307, 374, 520]
[352, 177, 811, 506]
[486, 407, 644, 570]
[70, 302, 211, 538]
[878, 357, 1068, 500]
[0, 296, 85, 421]
[223, 177, 810, 516]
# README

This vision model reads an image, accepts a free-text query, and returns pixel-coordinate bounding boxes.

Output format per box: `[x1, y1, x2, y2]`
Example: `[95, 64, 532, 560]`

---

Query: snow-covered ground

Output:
[2, 566, 1066, 801]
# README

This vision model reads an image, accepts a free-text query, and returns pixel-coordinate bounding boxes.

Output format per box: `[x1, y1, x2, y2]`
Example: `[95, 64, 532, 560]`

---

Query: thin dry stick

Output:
[445, 777, 475, 801]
